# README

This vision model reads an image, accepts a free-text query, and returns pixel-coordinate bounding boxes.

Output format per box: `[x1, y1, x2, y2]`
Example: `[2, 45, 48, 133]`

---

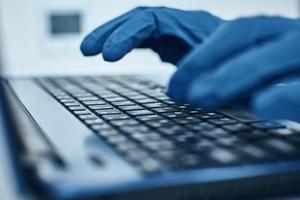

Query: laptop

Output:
[2, 9, 300, 200]
[2, 68, 300, 200]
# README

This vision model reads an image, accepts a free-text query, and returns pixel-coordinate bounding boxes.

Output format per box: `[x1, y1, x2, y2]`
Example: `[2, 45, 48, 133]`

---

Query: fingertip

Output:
[102, 41, 124, 62]
[186, 78, 222, 109]
[80, 35, 101, 56]
[251, 90, 284, 120]
[167, 84, 185, 102]
[102, 53, 121, 62]
[187, 87, 218, 109]
[168, 70, 191, 101]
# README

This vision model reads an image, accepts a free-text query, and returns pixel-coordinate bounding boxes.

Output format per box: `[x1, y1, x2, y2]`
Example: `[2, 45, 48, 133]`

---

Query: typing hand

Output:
[169, 16, 300, 121]
[80, 7, 223, 65]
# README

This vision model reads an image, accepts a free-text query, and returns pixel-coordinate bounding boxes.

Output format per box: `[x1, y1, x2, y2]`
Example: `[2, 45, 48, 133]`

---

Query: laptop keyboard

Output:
[36, 76, 300, 174]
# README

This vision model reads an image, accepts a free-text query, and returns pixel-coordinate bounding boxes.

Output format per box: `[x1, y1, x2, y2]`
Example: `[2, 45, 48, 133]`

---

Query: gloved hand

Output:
[80, 7, 223, 65]
[168, 16, 300, 121]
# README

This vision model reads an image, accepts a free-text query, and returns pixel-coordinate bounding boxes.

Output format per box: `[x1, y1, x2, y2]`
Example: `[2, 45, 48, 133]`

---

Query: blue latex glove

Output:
[81, 7, 223, 64]
[168, 16, 300, 121]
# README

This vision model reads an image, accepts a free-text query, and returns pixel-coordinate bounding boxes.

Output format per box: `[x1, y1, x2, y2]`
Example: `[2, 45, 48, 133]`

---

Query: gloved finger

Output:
[101, 7, 215, 62]
[168, 16, 299, 101]
[80, 7, 145, 56]
[252, 77, 300, 122]
[142, 8, 221, 46]
[102, 11, 155, 61]
[186, 30, 300, 109]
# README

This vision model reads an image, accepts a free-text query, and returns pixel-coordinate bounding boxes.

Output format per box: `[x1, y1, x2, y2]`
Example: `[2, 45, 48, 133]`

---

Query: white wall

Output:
[0, 0, 299, 76]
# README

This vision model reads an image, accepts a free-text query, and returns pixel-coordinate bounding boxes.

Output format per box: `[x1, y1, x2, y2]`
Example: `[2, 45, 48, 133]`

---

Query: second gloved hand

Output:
[80, 7, 223, 65]
[169, 16, 300, 121]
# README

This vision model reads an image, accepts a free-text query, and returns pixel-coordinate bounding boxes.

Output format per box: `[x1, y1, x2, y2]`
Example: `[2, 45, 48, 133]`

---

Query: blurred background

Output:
[0, 0, 299, 77]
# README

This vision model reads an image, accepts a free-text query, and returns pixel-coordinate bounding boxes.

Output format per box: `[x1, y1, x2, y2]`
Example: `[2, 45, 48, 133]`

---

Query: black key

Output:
[209, 148, 238, 163]
[261, 138, 297, 154]
[143, 140, 175, 151]
[97, 129, 119, 138]
[110, 119, 139, 127]
[91, 90, 112, 96]
[145, 120, 176, 128]
[52, 93, 71, 100]
[216, 136, 242, 147]
[251, 121, 286, 130]
[90, 123, 111, 131]
[95, 109, 121, 115]
[73, 93, 94, 98]
[102, 114, 130, 121]
[115, 141, 138, 152]
[152, 107, 178, 113]
[78, 114, 97, 120]
[201, 128, 230, 138]
[119, 105, 144, 111]
[65, 91, 85, 96]
[112, 88, 132, 94]
[106, 135, 128, 145]
[69, 89, 90, 94]
[270, 129, 295, 137]
[89, 105, 113, 110]
[119, 125, 149, 133]
[179, 154, 202, 168]
[68, 106, 85, 111]
[172, 117, 200, 125]
[99, 93, 119, 98]
[156, 150, 178, 161]
[73, 110, 92, 115]
[194, 112, 223, 120]
[208, 117, 238, 126]
[184, 107, 209, 114]
[238, 145, 271, 160]
[64, 102, 80, 107]
[59, 99, 75, 103]
[143, 102, 168, 108]
[127, 94, 147, 100]
[175, 132, 198, 143]
[187, 122, 215, 131]
[77, 94, 99, 101]
[84, 119, 105, 125]
[138, 158, 162, 174]
[55, 95, 70, 99]
[120, 91, 139, 97]
[136, 115, 164, 122]
[158, 126, 186, 136]
[61, 85, 81, 91]
[131, 132, 161, 142]
[77, 96, 99, 101]
[112, 101, 135, 106]
[192, 139, 214, 152]
[145, 90, 164, 96]
[104, 83, 122, 90]
[125, 149, 148, 162]
[172, 104, 190, 109]
[135, 98, 157, 104]
[82, 100, 106, 105]
[104, 97, 127, 102]
[162, 100, 176, 105]
[127, 110, 154, 116]
[153, 95, 170, 100]
[162, 112, 189, 119]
